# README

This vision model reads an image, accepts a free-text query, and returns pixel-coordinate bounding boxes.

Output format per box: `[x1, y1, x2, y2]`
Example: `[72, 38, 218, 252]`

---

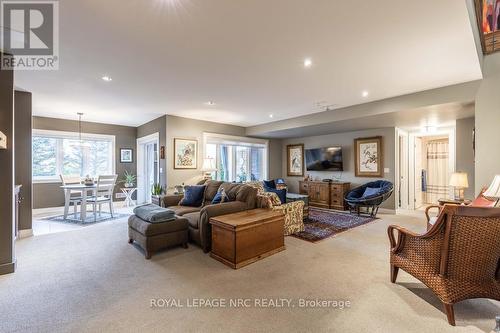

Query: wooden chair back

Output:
[96, 175, 117, 199]
[60, 175, 81, 185]
[437, 205, 500, 279]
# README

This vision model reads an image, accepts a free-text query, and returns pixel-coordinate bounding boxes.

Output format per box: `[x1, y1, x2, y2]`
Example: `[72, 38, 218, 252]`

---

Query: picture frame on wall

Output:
[120, 148, 133, 163]
[354, 137, 383, 177]
[174, 138, 198, 169]
[287, 144, 304, 177]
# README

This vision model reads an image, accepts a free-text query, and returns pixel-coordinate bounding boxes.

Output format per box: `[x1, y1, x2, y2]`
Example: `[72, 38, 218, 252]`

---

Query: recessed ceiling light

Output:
[303, 58, 313, 68]
[362, 90, 369, 98]
[269, 114, 274, 118]
[205, 101, 216, 106]
[102, 76, 112, 82]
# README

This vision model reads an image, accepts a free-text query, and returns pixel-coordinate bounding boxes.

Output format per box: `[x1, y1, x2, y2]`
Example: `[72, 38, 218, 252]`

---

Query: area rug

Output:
[292, 208, 377, 243]
[42, 212, 129, 225]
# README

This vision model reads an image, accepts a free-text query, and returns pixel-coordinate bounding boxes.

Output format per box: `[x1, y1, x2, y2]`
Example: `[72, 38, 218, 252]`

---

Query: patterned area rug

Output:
[292, 208, 377, 243]
[42, 212, 129, 225]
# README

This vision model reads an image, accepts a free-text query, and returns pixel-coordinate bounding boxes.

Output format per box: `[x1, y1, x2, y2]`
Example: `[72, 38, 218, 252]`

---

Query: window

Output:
[204, 134, 268, 182]
[32, 130, 115, 182]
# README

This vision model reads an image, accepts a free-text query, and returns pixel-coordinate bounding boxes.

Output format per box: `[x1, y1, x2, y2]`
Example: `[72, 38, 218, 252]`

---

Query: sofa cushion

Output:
[183, 212, 200, 229]
[263, 179, 276, 189]
[180, 185, 206, 207]
[265, 186, 286, 204]
[219, 183, 256, 205]
[361, 187, 379, 198]
[167, 205, 202, 216]
[203, 180, 224, 203]
[128, 215, 188, 236]
[211, 188, 229, 204]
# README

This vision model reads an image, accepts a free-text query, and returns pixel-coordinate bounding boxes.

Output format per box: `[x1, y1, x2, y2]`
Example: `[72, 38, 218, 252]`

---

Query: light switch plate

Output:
[384, 168, 390, 174]
[0, 131, 6, 149]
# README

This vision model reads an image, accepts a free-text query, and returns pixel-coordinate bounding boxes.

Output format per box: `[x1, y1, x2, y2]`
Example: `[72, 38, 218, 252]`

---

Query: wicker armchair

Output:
[388, 205, 500, 325]
[425, 188, 498, 230]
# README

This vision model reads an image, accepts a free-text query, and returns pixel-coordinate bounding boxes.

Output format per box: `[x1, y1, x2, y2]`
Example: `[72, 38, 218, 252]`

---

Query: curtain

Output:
[220, 145, 229, 181]
[425, 140, 449, 204]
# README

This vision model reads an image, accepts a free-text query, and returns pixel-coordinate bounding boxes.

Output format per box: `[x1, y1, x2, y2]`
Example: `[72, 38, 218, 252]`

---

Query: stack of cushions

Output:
[263, 179, 286, 204]
[133, 204, 176, 223]
[180, 185, 206, 207]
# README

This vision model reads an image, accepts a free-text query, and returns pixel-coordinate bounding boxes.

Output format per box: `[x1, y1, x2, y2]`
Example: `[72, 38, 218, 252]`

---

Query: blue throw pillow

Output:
[263, 179, 276, 189]
[211, 189, 228, 204]
[362, 187, 379, 198]
[180, 185, 206, 207]
[265, 186, 286, 204]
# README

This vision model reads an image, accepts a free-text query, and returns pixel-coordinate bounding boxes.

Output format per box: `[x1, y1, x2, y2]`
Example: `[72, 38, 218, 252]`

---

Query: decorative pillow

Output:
[211, 189, 229, 204]
[265, 186, 286, 204]
[361, 187, 379, 198]
[180, 185, 206, 207]
[263, 179, 276, 189]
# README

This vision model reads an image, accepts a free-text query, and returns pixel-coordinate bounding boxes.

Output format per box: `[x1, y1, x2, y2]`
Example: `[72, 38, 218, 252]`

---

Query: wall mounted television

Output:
[305, 147, 343, 171]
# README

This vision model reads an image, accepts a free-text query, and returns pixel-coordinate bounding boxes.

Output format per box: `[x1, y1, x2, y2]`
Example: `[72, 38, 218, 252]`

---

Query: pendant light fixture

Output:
[76, 112, 91, 149]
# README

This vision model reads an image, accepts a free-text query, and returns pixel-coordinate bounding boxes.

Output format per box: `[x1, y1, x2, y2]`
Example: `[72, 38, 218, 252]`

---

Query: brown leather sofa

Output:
[162, 180, 257, 252]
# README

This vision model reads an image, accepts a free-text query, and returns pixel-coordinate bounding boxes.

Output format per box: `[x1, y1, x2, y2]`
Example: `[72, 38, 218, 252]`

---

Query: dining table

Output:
[60, 184, 97, 222]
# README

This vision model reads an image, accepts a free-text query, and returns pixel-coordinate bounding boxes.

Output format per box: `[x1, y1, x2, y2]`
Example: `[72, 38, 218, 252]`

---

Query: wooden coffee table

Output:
[209, 209, 285, 269]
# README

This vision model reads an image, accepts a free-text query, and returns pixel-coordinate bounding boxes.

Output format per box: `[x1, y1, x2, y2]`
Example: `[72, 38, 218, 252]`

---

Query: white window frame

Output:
[32, 129, 116, 183]
[203, 132, 269, 182]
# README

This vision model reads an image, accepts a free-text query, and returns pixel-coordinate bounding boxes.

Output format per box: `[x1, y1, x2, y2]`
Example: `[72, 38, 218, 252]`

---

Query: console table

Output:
[299, 181, 350, 210]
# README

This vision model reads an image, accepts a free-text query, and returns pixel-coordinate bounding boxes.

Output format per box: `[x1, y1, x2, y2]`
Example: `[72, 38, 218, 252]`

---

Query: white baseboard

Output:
[378, 208, 396, 215]
[18, 229, 33, 239]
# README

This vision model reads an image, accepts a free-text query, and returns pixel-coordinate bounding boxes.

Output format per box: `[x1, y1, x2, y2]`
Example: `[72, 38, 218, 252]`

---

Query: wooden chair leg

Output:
[145, 251, 152, 260]
[390, 265, 399, 283]
[443, 303, 455, 326]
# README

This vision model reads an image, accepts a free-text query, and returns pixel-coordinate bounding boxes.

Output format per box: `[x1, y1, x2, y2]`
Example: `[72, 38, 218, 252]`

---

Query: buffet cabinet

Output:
[298, 181, 350, 210]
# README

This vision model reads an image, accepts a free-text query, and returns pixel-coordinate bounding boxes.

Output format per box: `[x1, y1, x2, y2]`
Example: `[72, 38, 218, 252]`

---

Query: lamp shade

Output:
[449, 172, 469, 188]
[201, 158, 217, 172]
[484, 175, 500, 198]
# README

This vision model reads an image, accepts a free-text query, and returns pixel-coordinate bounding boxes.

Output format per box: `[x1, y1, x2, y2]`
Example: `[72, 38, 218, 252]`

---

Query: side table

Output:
[121, 187, 137, 207]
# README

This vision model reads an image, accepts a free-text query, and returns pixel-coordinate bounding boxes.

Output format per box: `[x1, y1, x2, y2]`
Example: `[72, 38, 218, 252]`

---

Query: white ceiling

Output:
[13, 0, 482, 127]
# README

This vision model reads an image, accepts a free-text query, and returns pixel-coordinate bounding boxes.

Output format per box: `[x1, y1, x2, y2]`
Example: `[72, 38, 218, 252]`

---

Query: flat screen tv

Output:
[305, 147, 343, 171]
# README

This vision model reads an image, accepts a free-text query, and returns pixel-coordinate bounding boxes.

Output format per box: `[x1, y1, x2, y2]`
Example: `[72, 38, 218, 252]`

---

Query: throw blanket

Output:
[133, 204, 176, 223]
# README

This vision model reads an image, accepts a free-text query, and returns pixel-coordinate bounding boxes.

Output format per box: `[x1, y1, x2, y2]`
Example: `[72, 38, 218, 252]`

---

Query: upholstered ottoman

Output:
[128, 215, 189, 259]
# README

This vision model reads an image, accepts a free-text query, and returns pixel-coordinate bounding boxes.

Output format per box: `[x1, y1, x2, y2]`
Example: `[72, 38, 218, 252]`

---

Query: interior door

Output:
[414, 137, 423, 209]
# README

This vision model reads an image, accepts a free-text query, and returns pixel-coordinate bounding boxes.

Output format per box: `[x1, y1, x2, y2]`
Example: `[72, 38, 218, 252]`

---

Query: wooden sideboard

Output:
[299, 181, 350, 210]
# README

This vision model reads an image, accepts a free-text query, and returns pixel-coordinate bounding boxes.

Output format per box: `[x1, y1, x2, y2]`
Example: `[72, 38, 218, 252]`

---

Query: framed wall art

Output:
[354, 137, 383, 177]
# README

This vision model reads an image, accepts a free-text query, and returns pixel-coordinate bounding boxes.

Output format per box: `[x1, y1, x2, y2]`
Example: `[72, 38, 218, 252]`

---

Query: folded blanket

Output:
[133, 204, 176, 223]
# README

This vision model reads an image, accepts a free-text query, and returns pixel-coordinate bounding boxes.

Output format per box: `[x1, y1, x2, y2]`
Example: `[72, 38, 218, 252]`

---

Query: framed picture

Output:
[354, 137, 383, 177]
[120, 148, 133, 163]
[174, 138, 198, 169]
[287, 144, 304, 177]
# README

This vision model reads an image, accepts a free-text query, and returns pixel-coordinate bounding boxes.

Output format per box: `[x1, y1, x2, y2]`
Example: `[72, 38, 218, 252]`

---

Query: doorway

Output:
[397, 128, 455, 211]
[137, 133, 160, 205]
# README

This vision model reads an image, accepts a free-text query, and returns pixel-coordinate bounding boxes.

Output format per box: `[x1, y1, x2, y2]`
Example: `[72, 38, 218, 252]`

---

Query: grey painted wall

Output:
[165, 115, 246, 187]
[476, 53, 500, 194]
[137, 115, 167, 188]
[267, 138, 283, 180]
[456, 117, 475, 198]
[14, 91, 32, 231]
[281, 128, 396, 210]
[32, 117, 137, 209]
[0, 57, 15, 275]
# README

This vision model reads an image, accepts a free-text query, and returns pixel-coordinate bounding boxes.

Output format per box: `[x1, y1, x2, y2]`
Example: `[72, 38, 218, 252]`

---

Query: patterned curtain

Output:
[425, 140, 449, 204]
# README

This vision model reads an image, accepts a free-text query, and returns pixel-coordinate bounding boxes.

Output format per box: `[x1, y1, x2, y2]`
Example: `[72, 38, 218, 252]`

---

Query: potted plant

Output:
[121, 170, 136, 188]
[151, 183, 163, 196]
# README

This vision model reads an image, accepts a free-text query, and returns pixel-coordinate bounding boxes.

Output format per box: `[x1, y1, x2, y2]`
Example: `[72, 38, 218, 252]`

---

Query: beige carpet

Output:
[0, 212, 498, 333]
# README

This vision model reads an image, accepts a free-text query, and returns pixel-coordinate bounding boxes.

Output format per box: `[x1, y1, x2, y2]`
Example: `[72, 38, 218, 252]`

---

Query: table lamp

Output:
[483, 175, 500, 206]
[449, 172, 469, 201]
[201, 158, 217, 180]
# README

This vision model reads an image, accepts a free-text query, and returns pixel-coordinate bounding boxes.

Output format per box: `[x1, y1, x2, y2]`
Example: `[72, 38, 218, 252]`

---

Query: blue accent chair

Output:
[345, 180, 394, 217]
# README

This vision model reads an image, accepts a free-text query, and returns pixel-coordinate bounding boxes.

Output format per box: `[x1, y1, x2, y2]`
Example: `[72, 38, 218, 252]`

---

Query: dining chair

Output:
[87, 175, 117, 221]
[60, 175, 82, 219]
